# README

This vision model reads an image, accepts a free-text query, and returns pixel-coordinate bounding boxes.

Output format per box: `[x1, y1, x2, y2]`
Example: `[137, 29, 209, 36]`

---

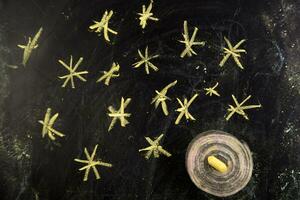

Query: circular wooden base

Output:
[185, 130, 253, 197]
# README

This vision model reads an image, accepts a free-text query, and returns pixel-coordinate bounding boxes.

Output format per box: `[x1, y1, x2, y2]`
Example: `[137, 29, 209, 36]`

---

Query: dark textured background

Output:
[0, 0, 299, 199]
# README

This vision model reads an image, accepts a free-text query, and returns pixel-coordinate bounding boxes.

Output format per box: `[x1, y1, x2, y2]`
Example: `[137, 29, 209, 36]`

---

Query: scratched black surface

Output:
[0, 0, 299, 200]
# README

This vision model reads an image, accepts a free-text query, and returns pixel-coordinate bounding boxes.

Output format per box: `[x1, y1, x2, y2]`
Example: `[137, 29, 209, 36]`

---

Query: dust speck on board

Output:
[277, 168, 300, 199]
[281, 121, 300, 148]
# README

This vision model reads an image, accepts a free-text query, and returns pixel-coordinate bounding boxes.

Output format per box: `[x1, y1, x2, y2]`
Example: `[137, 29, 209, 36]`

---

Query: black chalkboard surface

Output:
[0, 0, 299, 200]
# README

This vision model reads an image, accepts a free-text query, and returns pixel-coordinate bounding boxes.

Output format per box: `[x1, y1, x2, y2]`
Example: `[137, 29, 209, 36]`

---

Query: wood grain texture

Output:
[186, 130, 253, 197]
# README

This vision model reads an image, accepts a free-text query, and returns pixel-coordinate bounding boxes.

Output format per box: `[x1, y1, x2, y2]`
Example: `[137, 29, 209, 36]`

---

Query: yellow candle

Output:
[207, 155, 228, 173]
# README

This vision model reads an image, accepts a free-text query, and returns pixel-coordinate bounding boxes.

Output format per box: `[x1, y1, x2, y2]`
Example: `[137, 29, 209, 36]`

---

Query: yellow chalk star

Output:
[219, 37, 246, 69]
[139, 134, 171, 159]
[89, 10, 118, 42]
[151, 80, 177, 116]
[17, 27, 43, 66]
[175, 94, 198, 124]
[96, 62, 120, 85]
[226, 95, 261, 120]
[137, 0, 159, 29]
[204, 82, 220, 97]
[179, 20, 205, 58]
[132, 46, 159, 74]
[58, 55, 88, 89]
[38, 108, 65, 141]
[107, 97, 131, 131]
[74, 145, 112, 181]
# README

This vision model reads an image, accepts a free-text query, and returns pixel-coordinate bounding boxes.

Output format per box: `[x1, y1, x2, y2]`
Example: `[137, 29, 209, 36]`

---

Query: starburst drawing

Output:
[74, 145, 112, 181]
[151, 80, 177, 116]
[204, 82, 220, 97]
[226, 95, 261, 121]
[89, 10, 118, 42]
[38, 108, 65, 141]
[139, 134, 171, 159]
[175, 94, 198, 124]
[219, 37, 246, 69]
[17, 27, 43, 66]
[178, 20, 205, 58]
[137, 0, 159, 29]
[132, 46, 159, 74]
[58, 55, 88, 88]
[107, 97, 132, 131]
[96, 62, 120, 86]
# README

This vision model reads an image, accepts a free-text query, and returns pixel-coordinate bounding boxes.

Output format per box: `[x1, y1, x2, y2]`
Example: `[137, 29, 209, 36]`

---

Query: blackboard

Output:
[0, 0, 299, 199]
